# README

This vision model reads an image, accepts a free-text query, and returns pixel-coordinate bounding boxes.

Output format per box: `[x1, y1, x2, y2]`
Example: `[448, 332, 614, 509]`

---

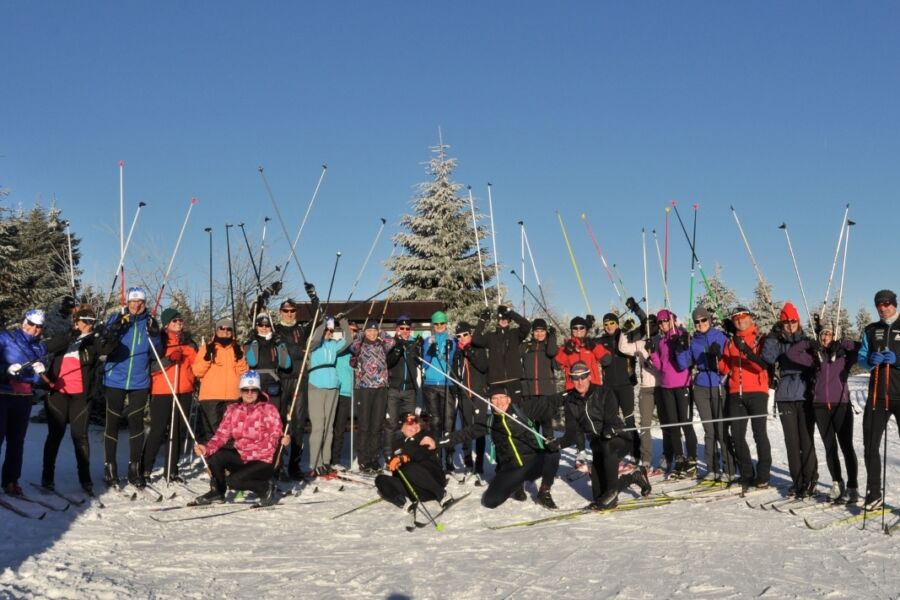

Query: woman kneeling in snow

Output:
[193, 370, 289, 506]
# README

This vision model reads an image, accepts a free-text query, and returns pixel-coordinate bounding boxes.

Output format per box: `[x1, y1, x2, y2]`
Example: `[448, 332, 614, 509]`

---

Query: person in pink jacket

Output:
[649, 309, 698, 478]
[192, 370, 289, 506]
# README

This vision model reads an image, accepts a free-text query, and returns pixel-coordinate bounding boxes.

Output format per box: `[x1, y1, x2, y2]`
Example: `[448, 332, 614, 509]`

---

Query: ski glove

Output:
[6, 363, 22, 376]
[882, 351, 896, 365]
[387, 454, 410, 472]
[585, 314, 596, 330]
[707, 342, 721, 358]
[427, 342, 438, 358]
[582, 338, 596, 351]
[304, 282, 318, 302]
[204, 345, 216, 362]
[148, 318, 160, 337]
[233, 345, 244, 361]
[544, 438, 560, 453]
[479, 307, 492, 321]
[32, 362, 46, 375]
[563, 339, 577, 354]
[868, 352, 885, 366]
[169, 348, 184, 363]
[722, 318, 736, 335]
[601, 424, 617, 440]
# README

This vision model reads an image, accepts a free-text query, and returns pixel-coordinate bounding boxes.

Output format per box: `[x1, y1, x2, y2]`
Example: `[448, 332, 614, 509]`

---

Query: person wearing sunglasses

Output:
[40, 305, 104, 494]
[306, 316, 352, 478]
[101, 287, 162, 488]
[519, 318, 559, 461]
[144, 307, 198, 483]
[192, 317, 249, 445]
[597, 311, 641, 466]
[0, 309, 48, 496]
[451, 321, 489, 479]
[761, 302, 818, 498]
[331, 322, 358, 470]
[243, 313, 292, 418]
[856, 289, 900, 510]
[673, 306, 734, 482]
[719, 306, 772, 493]
[473, 304, 532, 399]
[349, 318, 396, 473]
[192, 370, 288, 507]
[421, 311, 457, 472]
[375, 411, 447, 512]
[385, 315, 421, 459]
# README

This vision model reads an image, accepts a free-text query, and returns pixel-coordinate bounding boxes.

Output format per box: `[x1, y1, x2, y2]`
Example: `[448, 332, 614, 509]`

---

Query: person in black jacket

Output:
[375, 411, 446, 508]
[385, 315, 420, 455]
[559, 361, 651, 509]
[451, 321, 489, 476]
[597, 312, 640, 461]
[41, 304, 104, 493]
[519, 318, 559, 439]
[472, 305, 531, 397]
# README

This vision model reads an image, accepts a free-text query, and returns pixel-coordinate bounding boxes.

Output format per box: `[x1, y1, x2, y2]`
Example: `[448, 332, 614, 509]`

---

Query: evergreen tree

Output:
[389, 138, 493, 324]
[693, 264, 738, 325]
[750, 279, 780, 333]
[818, 299, 855, 340]
[856, 305, 874, 338]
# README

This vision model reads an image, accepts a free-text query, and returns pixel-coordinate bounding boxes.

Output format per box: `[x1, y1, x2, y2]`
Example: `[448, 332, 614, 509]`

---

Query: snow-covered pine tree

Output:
[855, 305, 873, 338]
[389, 137, 493, 324]
[749, 279, 780, 333]
[693, 264, 738, 325]
[819, 299, 855, 340]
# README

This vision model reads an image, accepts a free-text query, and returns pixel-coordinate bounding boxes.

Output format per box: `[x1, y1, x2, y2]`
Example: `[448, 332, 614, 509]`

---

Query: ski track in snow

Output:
[2, 377, 899, 599]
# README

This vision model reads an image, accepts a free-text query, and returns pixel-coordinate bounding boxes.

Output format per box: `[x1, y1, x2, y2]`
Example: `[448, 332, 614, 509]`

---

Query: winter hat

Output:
[24, 309, 45, 326]
[570, 316, 588, 329]
[657, 309, 676, 323]
[255, 313, 273, 326]
[126, 287, 146, 302]
[431, 311, 448, 325]
[160, 308, 181, 328]
[279, 299, 298, 310]
[692, 306, 711, 322]
[531, 318, 548, 331]
[364, 318, 379, 330]
[216, 317, 234, 330]
[74, 305, 97, 322]
[569, 361, 591, 379]
[455, 321, 473, 334]
[488, 383, 511, 398]
[779, 302, 800, 323]
[731, 306, 753, 319]
[602, 312, 619, 324]
[874, 289, 898, 307]
[239, 370, 261, 390]
[396, 314, 413, 326]
[398, 406, 425, 425]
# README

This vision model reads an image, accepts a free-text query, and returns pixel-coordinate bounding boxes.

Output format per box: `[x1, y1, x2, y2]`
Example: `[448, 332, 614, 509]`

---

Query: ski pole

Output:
[778, 222, 813, 329]
[346, 218, 387, 303]
[642, 228, 650, 338]
[731, 206, 778, 321]
[396, 468, 444, 531]
[238, 222, 265, 295]
[151, 198, 197, 317]
[509, 270, 566, 333]
[64, 220, 77, 300]
[819, 204, 850, 322]
[487, 183, 502, 306]
[417, 357, 552, 443]
[322, 252, 342, 318]
[166, 365, 178, 484]
[259, 165, 326, 285]
[670, 203, 725, 322]
[619, 412, 769, 433]
[224, 224, 238, 338]
[522, 223, 550, 313]
[367, 245, 397, 324]
[468, 186, 490, 308]
[611, 263, 630, 305]
[652, 229, 670, 309]
[664, 206, 670, 304]
[258, 216, 271, 283]
[108, 201, 146, 307]
[833, 220, 855, 338]
[557, 211, 592, 315]
[518, 221, 526, 315]
[204, 227, 213, 329]
[581, 213, 623, 304]
[881, 368, 890, 533]
[687, 203, 698, 330]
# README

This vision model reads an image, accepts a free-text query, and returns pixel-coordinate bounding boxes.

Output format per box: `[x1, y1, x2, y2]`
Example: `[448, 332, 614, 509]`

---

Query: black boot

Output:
[536, 485, 558, 509]
[104, 463, 118, 486]
[633, 466, 652, 497]
[41, 465, 55, 491]
[128, 463, 146, 488]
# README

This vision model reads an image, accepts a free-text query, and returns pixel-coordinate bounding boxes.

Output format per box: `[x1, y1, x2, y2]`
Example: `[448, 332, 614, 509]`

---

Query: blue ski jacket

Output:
[675, 327, 728, 388]
[102, 311, 161, 391]
[0, 328, 46, 395]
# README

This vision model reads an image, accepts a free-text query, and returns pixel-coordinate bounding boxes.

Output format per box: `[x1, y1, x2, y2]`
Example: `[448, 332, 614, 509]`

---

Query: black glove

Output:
[707, 342, 721, 358]
[233, 344, 244, 361]
[622, 317, 636, 333]
[427, 342, 438, 358]
[722, 318, 736, 335]
[770, 321, 784, 339]
[148, 317, 160, 337]
[414, 335, 424, 349]
[646, 335, 659, 354]
[832, 343, 847, 359]
[625, 296, 639, 312]
[267, 281, 283, 296]
[673, 330, 689, 351]
[547, 327, 557, 338]
[585, 314, 596, 330]
[497, 305, 509, 319]
[479, 307, 492, 321]
[812, 313, 822, 336]
[304, 282, 318, 302]
[563, 339, 577, 354]
[583, 338, 596, 351]
[544, 438, 560, 453]
[204, 344, 216, 362]
[601, 424, 616, 440]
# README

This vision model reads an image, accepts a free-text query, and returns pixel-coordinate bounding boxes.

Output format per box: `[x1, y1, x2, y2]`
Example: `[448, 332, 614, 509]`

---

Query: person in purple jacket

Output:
[786, 325, 860, 503]
[650, 309, 697, 478]
[675, 306, 734, 482]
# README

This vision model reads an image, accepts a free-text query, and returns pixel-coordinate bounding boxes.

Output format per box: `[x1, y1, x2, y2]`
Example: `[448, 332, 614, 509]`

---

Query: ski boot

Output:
[536, 485, 558, 509]
[828, 480, 845, 503]
[127, 463, 146, 489]
[104, 463, 118, 486]
[633, 466, 652, 497]
[511, 485, 527, 502]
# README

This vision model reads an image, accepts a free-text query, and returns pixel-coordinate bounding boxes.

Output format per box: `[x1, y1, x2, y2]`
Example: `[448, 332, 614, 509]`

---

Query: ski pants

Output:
[384, 388, 417, 455]
[658, 386, 697, 460]
[653, 388, 675, 467]
[207, 446, 272, 496]
[143, 393, 191, 478]
[562, 392, 586, 453]
[104, 388, 148, 466]
[308, 385, 339, 470]
[43, 391, 91, 485]
[0, 393, 32, 488]
[588, 435, 628, 501]
[692, 385, 734, 478]
[457, 391, 489, 472]
[331, 394, 352, 468]
[198, 400, 231, 444]
[422, 385, 456, 466]
[481, 451, 560, 509]
[862, 401, 900, 498]
[726, 392, 771, 484]
[517, 394, 557, 437]
[777, 400, 818, 489]
[375, 463, 446, 505]
[280, 376, 306, 473]
[355, 387, 388, 467]
[609, 384, 640, 459]
[636, 386, 659, 467]
[814, 403, 857, 489]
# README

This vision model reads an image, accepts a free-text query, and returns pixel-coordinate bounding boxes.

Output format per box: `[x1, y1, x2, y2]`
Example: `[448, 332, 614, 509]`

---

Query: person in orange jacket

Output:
[192, 317, 249, 442]
[718, 306, 771, 492]
[143, 308, 198, 482]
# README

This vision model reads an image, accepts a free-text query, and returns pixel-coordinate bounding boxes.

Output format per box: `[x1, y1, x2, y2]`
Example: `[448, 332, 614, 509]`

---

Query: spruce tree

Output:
[856, 305, 874, 338]
[693, 265, 738, 325]
[750, 279, 780, 333]
[389, 138, 493, 324]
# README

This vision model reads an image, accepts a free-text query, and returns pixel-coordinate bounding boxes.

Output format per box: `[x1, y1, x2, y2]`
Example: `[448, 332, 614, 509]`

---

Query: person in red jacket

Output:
[718, 306, 771, 491]
[192, 371, 289, 506]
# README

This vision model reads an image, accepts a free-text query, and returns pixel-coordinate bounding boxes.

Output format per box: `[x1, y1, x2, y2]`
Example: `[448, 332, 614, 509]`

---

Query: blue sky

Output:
[2, 2, 897, 324]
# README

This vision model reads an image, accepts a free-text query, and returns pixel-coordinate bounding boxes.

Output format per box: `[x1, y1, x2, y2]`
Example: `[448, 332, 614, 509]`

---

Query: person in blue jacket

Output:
[101, 287, 161, 488]
[0, 309, 47, 495]
[307, 316, 352, 477]
[421, 311, 457, 471]
[675, 306, 734, 481]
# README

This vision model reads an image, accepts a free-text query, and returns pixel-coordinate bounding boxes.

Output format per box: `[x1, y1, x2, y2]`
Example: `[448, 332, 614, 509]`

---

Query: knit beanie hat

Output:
[161, 308, 181, 328]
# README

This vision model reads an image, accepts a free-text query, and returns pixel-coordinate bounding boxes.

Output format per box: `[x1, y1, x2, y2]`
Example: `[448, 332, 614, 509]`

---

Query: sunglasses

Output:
[693, 318, 708, 325]
[240, 388, 259, 393]
[876, 302, 892, 308]
[732, 313, 750, 320]
[456, 332, 470, 339]
[402, 415, 420, 425]
[782, 320, 799, 325]
[170, 318, 184, 324]
[433, 322, 447, 327]
[26, 320, 44, 329]
[397, 326, 411, 331]
[570, 372, 591, 382]
[78, 317, 96, 323]
[217, 327, 233, 332]
[602, 321, 618, 326]
[257, 322, 271, 328]
[281, 308, 296, 314]
[571, 325, 587, 331]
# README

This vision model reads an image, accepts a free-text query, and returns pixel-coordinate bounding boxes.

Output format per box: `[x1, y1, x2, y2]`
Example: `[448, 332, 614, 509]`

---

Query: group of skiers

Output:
[0, 283, 898, 515]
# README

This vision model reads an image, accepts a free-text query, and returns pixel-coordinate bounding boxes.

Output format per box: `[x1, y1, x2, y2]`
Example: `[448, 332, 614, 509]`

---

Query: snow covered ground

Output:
[2, 376, 899, 599]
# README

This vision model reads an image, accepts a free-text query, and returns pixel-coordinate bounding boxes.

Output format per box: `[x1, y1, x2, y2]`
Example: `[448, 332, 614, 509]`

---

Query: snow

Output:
[2, 376, 899, 599]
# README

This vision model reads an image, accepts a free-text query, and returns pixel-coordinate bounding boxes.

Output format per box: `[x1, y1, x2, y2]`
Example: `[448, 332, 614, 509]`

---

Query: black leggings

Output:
[814, 403, 857, 489]
[43, 392, 91, 485]
[659, 387, 697, 459]
[609, 384, 640, 459]
[777, 400, 818, 488]
[355, 388, 388, 466]
[375, 463, 445, 504]
[104, 388, 148, 466]
[143, 393, 192, 477]
[589, 436, 628, 501]
[862, 402, 900, 497]
[481, 452, 560, 508]
[207, 446, 273, 496]
[726, 392, 771, 483]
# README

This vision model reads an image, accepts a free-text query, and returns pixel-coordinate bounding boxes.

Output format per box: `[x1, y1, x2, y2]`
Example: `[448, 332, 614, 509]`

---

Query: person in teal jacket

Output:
[331, 323, 357, 470]
[101, 287, 162, 488]
[307, 317, 352, 476]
